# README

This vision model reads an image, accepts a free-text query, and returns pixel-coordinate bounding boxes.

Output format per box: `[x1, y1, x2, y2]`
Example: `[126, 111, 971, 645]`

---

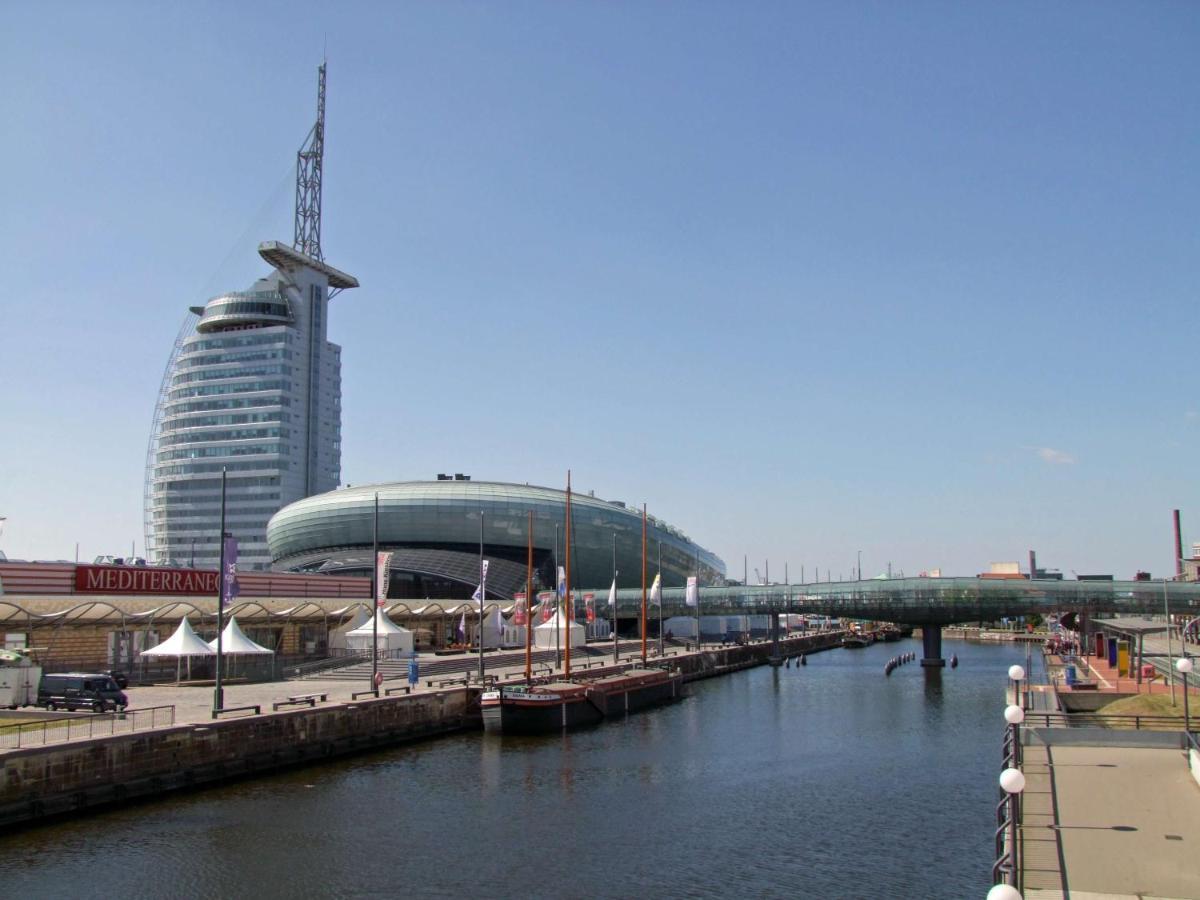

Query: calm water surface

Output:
[0, 639, 1034, 898]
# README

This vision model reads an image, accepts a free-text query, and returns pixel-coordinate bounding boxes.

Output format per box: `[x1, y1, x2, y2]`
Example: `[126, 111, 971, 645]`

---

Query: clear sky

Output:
[2, 2, 1197, 581]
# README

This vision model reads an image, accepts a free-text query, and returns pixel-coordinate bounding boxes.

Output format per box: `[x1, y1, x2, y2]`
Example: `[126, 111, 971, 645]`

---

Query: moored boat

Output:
[481, 681, 603, 735]
[585, 667, 683, 716]
[842, 634, 872, 649]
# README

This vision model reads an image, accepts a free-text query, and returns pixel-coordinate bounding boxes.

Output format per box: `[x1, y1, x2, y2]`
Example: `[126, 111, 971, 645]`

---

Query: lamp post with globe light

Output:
[999, 764, 1026, 891]
[1009, 664, 1026, 710]
[1179, 616, 1197, 736]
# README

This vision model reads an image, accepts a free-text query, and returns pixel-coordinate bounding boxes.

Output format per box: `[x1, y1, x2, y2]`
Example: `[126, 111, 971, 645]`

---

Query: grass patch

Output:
[1097, 693, 1186, 720]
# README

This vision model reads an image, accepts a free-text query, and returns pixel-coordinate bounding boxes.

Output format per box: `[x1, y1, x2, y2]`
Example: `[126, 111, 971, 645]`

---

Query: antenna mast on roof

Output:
[294, 62, 326, 261]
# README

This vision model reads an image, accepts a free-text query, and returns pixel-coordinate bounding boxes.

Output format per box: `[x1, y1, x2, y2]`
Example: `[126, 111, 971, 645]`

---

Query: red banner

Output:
[585, 593, 595, 624]
[537, 591, 556, 622]
[513, 597, 527, 626]
[75, 565, 219, 595]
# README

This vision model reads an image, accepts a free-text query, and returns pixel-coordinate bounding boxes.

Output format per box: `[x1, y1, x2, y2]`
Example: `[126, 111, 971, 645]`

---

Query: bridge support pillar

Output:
[768, 610, 783, 667]
[920, 624, 946, 667]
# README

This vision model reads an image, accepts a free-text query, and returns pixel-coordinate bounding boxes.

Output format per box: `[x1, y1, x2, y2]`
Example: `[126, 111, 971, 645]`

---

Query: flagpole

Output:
[564, 471, 573, 679]
[695, 546, 701, 651]
[478, 511, 485, 684]
[371, 492, 379, 696]
[554, 523, 561, 670]
[612, 533, 619, 664]
[657, 540, 664, 658]
[641, 504, 647, 666]
[213, 467, 226, 714]
[525, 510, 533, 684]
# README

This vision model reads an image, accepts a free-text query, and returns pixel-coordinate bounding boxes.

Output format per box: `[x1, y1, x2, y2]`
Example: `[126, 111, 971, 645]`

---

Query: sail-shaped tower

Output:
[145, 64, 358, 570]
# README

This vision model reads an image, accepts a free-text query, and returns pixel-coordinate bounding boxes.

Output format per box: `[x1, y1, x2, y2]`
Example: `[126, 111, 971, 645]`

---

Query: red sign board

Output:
[74, 565, 220, 595]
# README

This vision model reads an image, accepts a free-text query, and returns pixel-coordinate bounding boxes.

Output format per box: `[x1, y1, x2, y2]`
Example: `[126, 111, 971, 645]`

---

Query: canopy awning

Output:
[140, 617, 214, 657]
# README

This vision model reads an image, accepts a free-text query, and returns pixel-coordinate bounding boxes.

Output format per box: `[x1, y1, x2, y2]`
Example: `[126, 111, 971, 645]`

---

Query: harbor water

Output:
[0, 638, 1033, 898]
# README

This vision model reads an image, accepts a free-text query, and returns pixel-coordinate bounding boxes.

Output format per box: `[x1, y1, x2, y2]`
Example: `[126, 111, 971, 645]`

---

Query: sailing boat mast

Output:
[525, 509, 533, 683]
[564, 471, 573, 678]
[641, 503, 648, 666]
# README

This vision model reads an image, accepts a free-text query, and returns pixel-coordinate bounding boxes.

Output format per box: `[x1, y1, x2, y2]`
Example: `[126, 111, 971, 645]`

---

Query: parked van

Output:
[37, 673, 128, 712]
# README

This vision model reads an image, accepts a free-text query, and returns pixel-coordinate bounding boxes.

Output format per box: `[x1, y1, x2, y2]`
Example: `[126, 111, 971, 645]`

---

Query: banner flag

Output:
[376, 551, 393, 608]
[457, 612, 466, 643]
[649, 572, 661, 605]
[538, 591, 556, 622]
[607, 578, 617, 609]
[471, 584, 482, 602]
[513, 596, 527, 626]
[685, 576, 698, 608]
[557, 566, 566, 598]
[221, 536, 240, 609]
[584, 593, 595, 624]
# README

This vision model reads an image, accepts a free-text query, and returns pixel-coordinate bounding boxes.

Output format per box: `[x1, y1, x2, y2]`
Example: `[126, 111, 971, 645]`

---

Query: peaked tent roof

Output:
[207, 615, 273, 655]
[140, 616, 214, 657]
[533, 608, 585, 632]
[346, 608, 412, 637]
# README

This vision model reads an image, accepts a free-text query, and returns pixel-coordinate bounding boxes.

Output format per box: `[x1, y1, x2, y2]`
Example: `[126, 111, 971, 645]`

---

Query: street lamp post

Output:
[1178, 655, 1194, 735]
[857, 550, 862, 582]
[1009, 664, 1027, 711]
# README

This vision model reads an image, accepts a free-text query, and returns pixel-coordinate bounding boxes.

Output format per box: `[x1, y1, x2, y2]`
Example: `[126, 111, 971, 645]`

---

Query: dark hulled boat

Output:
[481, 668, 683, 735]
[585, 667, 683, 717]
[481, 681, 602, 734]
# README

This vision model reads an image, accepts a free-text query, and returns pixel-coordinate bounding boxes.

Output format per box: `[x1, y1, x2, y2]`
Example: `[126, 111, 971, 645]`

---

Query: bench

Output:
[351, 689, 379, 700]
[212, 704, 260, 719]
[384, 685, 412, 696]
[431, 677, 467, 688]
[272, 697, 316, 711]
[290, 696, 328, 710]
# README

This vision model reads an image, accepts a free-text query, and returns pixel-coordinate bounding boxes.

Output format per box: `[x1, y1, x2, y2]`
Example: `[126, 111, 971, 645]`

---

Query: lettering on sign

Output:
[74, 565, 220, 595]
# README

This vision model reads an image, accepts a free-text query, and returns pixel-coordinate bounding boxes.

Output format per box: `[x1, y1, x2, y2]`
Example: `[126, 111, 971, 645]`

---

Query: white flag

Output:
[685, 576, 698, 608]
[375, 551, 393, 607]
[649, 573, 661, 605]
[471, 584, 482, 602]
[607, 577, 617, 608]
[557, 566, 566, 597]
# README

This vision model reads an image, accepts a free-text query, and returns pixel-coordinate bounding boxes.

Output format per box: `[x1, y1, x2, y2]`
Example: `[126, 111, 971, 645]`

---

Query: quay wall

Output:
[0, 632, 845, 829]
[675, 632, 843, 681]
[0, 688, 472, 829]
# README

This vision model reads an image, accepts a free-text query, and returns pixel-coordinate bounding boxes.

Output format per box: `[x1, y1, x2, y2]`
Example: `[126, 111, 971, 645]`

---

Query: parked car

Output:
[38, 673, 128, 712]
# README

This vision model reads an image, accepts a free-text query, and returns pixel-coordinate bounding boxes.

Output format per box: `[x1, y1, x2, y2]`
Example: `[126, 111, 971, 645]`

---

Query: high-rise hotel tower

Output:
[145, 65, 358, 571]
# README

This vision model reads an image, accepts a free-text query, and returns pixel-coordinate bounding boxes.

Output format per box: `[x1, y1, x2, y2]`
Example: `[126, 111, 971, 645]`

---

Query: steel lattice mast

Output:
[294, 63, 326, 261]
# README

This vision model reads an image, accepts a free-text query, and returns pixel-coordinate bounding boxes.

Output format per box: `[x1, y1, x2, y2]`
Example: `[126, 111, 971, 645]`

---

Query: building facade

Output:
[266, 480, 727, 599]
[146, 243, 358, 571]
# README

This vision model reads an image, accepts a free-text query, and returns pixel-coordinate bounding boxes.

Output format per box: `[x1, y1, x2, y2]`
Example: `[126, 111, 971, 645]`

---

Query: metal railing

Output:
[1021, 711, 1187, 731]
[0, 706, 175, 750]
[992, 725, 1020, 888]
[286, 652, 371, 679]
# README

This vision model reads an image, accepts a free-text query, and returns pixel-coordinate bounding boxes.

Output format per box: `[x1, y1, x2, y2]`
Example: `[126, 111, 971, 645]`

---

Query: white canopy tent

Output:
[206, 616, 273, 656]
[139, 616, 214, 682]
[345, 609, 414, 655]
[533, 608, 586, 650]
[329, 606, 373, 652]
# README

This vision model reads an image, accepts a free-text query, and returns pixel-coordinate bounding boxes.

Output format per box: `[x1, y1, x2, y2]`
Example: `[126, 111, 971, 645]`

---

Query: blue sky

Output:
[2, 2, 1197, 580]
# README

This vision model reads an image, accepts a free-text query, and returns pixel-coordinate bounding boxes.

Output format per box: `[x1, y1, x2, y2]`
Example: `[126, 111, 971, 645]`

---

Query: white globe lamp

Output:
[1177, 657, 1194, 675]
[999, 767, 1026, 794]
[987, 885, 1022, 900]
[1004, 705, 1025, 725]
[1008, 664, 1026, 681]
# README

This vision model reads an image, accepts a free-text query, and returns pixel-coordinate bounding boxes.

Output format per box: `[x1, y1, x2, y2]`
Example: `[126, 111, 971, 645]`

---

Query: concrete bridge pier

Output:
[920, 624, 946, 667]
[768, 610, 783, 667]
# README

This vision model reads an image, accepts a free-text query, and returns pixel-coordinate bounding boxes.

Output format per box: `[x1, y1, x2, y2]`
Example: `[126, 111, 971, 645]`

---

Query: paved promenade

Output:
[1020, 742, 1200, 899]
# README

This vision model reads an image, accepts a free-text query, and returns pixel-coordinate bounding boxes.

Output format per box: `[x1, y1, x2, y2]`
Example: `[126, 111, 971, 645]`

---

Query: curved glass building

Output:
[267, 480, 726, 599]
[146, 243, 358, 571]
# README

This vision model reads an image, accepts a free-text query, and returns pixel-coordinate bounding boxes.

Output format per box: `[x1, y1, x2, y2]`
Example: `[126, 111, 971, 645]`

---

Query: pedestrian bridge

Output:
[605, 577, 1200, 666]
[611, 576, 1200, 626]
